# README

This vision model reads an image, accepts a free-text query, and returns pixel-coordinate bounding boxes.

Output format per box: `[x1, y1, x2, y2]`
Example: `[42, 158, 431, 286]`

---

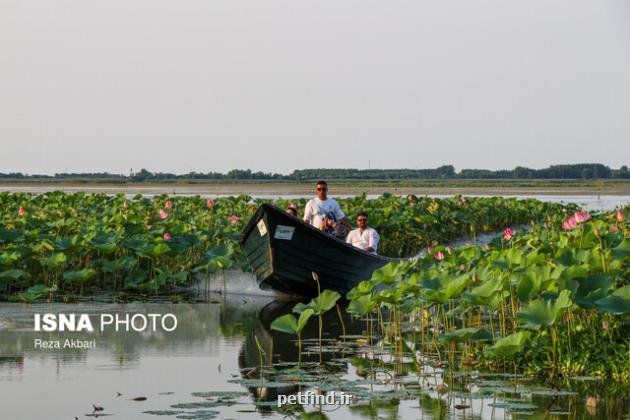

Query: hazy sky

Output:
[1, 0, 629, 175]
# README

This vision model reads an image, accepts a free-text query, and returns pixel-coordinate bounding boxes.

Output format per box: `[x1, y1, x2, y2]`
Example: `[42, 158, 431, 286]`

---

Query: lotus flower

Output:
[18, 206, 26, 217]
[165, 200, 172, 209]
[446, 246, 453, 255]
[503, 228, 516, 241]
[288, 202, 297, 210]
[435, 251, 445, 261]
[562, 216, 578, 230]
[123, 200, 128, 209]
[147, 224, 152, 230]
[163, 232, 171, 241]
[228, 215, 240, 224]
[617, 209, 624, 222]
[159, 209, 168, 219]
[573, 211, 590, 223]
[206, 199, 214, 208]
[611, 225, 619, 233]
[427, 246, 433, 255]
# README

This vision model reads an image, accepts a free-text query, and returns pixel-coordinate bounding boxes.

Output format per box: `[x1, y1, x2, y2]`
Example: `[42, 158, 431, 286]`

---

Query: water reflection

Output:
[238, 300, 365, 406]
[0, 297, 629, 419]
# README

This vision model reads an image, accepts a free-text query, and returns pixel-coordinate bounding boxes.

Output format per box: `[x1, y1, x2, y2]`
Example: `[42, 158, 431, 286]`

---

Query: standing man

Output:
[303, 180, 351, 236]
[346, 212, 380, 254]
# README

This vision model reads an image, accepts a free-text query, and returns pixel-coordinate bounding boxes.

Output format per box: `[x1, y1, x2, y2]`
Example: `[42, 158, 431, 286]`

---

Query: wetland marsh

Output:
[1, 191, 630, 419]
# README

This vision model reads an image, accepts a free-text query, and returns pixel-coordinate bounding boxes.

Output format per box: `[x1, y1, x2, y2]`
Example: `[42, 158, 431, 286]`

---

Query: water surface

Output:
[1, 291, 628, 419]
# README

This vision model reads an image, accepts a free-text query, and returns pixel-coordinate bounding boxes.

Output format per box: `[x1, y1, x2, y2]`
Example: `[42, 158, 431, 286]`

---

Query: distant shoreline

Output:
[3, 181, 630, 196]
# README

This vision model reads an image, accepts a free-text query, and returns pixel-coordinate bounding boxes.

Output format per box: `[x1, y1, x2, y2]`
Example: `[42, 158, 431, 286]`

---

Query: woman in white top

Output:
[346, 212, 380, 254]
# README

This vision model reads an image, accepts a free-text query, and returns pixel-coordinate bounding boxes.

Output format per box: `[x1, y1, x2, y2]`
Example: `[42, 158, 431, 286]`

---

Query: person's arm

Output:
[340, 217, 351, 230]
[345, 231, 354, 245]
[303, 201, 312, 225]
[367, 230, 379, 253]
[333, 201, 351, 230]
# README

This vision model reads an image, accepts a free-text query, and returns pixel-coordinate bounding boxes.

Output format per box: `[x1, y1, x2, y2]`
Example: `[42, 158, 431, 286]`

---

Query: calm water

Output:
[1, 286, 629, 420]
[2, 185, 629, 211]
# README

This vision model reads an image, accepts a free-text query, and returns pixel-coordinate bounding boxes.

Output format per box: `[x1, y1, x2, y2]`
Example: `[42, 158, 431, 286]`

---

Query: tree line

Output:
[1, 163, 629, 181]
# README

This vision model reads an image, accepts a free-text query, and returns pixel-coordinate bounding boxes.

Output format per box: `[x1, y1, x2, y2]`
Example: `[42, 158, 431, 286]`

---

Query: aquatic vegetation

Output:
[0, 192, 255, 300]
[346, 205, 630, 381]
[1, 191, 567, 300]
[271, 308, 315, 368]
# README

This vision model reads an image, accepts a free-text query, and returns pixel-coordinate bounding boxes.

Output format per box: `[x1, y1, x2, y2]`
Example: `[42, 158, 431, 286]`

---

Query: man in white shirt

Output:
[346, 212, 380, 254]
[303, 180, 351, 234]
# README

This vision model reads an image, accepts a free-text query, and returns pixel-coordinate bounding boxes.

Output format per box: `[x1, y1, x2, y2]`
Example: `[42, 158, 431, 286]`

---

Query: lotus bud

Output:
[617, 209, 624, 222]
[611, 226, 619, 233]
[18, 206, 26, 217]
[311, 272, 319, 282]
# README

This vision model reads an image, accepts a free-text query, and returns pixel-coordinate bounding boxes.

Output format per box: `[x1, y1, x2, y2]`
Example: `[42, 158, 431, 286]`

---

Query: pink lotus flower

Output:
[165, 200, 172, 209]
[163, 232, 171, 241]
[228, 215, 240, 224]
[562, 216, 578, 230]
[147, 224, 152, 230]
[18, 206, 26, 217]
[434, 251, 445, 261]
[206, 199, 214, 208]
[611, 226, 619, 233]
[427, 246, 433, 255]
[159, 209, 168, 219]
[503, 228, 516, 241]
[617, 209, 625, 222]
[573, 211, 590, 223]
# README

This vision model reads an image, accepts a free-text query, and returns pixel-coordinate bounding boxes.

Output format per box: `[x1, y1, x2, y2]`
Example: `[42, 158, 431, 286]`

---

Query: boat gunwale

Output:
[240, 203, 395, 262]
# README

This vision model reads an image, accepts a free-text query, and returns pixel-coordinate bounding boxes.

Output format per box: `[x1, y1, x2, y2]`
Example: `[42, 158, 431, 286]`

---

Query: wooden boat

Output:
[240, 204, 394, 297]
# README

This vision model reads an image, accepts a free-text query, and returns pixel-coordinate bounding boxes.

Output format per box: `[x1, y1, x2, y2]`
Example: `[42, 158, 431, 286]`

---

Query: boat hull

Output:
[240, 204, 392, 297]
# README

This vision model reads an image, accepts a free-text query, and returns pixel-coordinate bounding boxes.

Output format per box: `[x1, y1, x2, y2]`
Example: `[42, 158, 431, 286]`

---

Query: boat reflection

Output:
[238, 300, 366, 405]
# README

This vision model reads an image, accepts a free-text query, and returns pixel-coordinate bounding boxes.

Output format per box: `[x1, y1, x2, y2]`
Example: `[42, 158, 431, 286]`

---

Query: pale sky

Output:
[1, 0, 629, 175]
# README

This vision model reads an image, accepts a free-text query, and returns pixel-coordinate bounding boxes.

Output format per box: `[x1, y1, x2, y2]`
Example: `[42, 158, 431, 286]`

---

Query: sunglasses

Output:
[357, 218, 367, 222]
[317, 187, 327, 191]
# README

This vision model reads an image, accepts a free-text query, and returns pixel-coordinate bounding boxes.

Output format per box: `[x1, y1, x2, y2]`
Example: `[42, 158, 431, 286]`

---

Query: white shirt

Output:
[303, 197, 345, 230]
[346, 227, 380, 253]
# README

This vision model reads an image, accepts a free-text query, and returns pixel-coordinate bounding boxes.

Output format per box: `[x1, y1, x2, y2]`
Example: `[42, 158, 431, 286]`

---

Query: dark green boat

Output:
[240, 204, 393, 297]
